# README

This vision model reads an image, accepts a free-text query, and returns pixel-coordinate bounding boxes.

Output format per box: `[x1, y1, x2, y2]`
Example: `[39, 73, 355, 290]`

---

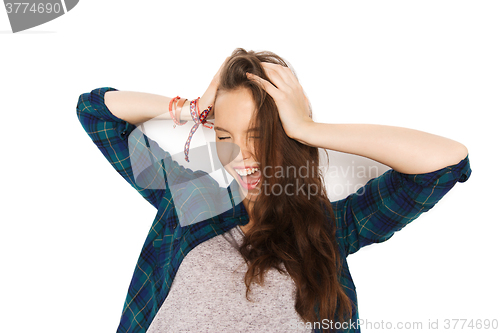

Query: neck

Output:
[243, 197, 254, 218]
[240, 196, 255, 235]
[238, 186, 255, 216]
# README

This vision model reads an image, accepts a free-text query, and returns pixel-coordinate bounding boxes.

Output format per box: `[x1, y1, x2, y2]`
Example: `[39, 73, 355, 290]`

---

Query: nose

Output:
[234, 137, 255, 163]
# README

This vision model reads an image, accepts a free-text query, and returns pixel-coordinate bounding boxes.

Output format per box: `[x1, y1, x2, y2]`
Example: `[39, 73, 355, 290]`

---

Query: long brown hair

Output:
[213, 48, 354, 329]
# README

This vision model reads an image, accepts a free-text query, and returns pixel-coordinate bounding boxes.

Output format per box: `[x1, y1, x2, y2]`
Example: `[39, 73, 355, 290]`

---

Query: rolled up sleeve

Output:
[332, 155, 472, 256]
[76, 87, 191, 210]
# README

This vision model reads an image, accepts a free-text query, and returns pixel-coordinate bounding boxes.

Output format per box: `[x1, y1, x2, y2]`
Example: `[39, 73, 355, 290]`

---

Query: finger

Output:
[261, 62, 299, 90]
[259, 65, 293, 93]
[212, 57, 230, 87]
[261, 64, 305, 103]
[246, 72, 281, 98]
[216, 57, 230, 75]
[220, 56, 230, 68]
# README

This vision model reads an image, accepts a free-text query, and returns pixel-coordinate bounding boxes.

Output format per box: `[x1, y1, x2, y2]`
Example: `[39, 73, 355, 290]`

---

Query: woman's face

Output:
[214, 87, 263, 200]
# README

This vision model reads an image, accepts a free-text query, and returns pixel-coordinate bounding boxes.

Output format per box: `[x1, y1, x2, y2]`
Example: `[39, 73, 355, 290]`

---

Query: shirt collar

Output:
[219, 178, 250, 226]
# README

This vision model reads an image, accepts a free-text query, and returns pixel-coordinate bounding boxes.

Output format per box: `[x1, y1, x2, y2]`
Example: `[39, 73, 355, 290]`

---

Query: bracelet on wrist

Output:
[168, 96, 188, 128]
[183, 98, 214, 162]
[174, 97, 188, 127]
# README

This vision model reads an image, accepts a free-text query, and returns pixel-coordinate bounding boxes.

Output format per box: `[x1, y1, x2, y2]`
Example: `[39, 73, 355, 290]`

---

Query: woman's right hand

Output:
[198, 56, 230, 120]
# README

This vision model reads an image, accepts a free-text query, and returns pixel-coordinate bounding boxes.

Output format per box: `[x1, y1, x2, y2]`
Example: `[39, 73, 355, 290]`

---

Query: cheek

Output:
[216, 141, 241, 166]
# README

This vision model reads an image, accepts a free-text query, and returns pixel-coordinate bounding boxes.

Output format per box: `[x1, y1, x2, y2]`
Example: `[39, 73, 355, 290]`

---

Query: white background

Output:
[1, 1, 498, 332]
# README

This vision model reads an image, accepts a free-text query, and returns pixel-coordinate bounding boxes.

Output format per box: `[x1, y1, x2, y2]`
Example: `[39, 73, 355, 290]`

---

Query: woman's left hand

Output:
[246, 62, 314, 141]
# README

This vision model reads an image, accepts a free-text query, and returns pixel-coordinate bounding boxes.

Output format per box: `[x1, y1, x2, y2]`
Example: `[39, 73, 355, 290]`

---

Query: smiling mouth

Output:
[234, 168, 261, 190]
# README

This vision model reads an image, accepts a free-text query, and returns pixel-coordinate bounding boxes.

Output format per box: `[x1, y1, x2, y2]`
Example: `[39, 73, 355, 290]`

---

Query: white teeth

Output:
[235, 168, 259, 176]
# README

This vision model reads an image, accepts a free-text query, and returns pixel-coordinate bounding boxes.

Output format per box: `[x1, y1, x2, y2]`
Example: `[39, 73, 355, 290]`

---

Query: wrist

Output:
[179, 99, 191, 121]
[199, 85, 216, 111]
[197, 98, 214, 121]
[292, 120, 316, 146]
[174, 98, 188, 125]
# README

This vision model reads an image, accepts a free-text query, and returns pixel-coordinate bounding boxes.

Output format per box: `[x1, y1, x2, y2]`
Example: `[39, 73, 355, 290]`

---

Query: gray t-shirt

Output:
[146, 225, 312, 332]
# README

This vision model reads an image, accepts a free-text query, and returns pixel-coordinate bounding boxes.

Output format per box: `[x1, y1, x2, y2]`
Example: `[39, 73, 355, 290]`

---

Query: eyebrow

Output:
[214, 126, 259, 133]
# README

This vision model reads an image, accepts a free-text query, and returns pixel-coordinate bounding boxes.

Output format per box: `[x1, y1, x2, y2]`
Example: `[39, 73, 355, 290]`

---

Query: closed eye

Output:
[217, 136, 260, 140]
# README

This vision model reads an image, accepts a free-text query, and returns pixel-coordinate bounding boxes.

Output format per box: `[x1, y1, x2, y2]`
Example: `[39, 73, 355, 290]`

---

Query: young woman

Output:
[76, 48, 471, 333]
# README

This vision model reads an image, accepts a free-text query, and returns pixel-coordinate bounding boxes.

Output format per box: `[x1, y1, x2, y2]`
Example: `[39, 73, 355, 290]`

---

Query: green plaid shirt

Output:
[76, 87, 471, 333]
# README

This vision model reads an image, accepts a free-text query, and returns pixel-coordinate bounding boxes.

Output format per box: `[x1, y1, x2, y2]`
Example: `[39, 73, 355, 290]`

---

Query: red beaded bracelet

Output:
[183, 97, 213, 162]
